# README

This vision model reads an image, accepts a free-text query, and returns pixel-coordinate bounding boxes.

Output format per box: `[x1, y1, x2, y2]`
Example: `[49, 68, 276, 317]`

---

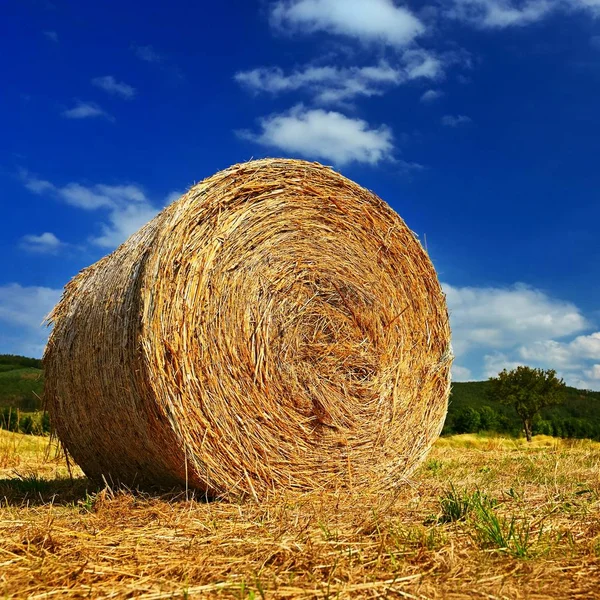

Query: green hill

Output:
[0, 355, 44, 411]
[445, 380, 600, 439]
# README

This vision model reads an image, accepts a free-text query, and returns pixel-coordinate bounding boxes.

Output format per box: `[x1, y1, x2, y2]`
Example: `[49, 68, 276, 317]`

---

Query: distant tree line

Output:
[0, 408, 51, 436]
[0, 355, 43, 369]
[445, 366, 600, 441]
[443, 405, 600, 440]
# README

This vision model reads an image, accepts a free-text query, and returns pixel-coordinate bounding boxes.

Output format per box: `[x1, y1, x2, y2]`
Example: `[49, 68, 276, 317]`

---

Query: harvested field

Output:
[1, 430, 599, 598]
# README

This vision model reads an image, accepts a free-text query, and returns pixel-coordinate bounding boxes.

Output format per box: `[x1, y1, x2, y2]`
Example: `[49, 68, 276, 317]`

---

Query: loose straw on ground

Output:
[44, 158, 452, 499]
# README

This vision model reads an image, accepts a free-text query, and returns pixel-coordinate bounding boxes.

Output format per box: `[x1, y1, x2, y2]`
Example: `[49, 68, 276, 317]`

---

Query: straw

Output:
[44, 158, 452, 499]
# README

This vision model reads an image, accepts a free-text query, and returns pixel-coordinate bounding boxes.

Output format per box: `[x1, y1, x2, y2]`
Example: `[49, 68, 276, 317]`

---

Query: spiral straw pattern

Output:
[44, 159, 452, 499]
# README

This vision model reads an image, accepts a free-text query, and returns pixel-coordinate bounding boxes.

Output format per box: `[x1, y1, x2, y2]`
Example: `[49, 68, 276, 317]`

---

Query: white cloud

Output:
[442, 114, 472, 126]
[519, 339, 581, 369]
[0, 284, 62, 357]
[447, 0, 600, 29]
[59, 183, 146, 210]
[518, 332, 600, 368]
[91, 201, 161, 248]
[71, 184, 160, 248]
[444, 283, 588, 358]
[19, 176, 150, 211]
[57, 183, 115, 209]
[420, 89, 444, 102]
[62, 101, 114, 121]
[235, 63, 400, 104]
[448, 0, 552, 27]
[235, 52, 443, 105]
[403, 49, 444, 79]
[585, 364, 600, 380]
[0, 284, 60, 329]
[20, 170, 55, 195]
[452, 364, 473, 380]
[20, 232, 63, 254]
[570, 332, 600, 358]
[238, 105, 394, 165]
[20, 172, 166, 249]
[92, 76, 136, 100]
[483, 352, 526, 378]
[579, 0, 600, 11]
[270, 0, 425, 47]
[44, 30, 58, 42]
[165, 190, 183, 204]
[445, 282, 600, 389]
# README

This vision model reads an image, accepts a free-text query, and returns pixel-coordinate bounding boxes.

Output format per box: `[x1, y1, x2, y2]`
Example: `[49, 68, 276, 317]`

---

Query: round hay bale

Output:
[44, 158, 452, 498]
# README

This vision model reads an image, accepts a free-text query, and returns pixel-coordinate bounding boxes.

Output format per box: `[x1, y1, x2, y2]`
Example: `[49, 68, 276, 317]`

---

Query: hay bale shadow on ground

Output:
[0, 474, 218, 507]
[0, 475, 95, 506]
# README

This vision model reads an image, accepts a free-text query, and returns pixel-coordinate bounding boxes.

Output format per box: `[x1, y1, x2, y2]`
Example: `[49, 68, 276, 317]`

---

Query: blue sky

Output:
[1, 0, 600, 388]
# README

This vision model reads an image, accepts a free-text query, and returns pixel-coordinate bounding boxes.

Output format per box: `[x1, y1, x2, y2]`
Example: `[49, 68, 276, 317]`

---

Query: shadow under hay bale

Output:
[0, 476, 94, 506]
[44, 158, 452, 499]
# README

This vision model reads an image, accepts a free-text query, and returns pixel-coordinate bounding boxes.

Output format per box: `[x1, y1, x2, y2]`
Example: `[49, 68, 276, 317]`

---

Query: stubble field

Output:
[1, 429, 599, 599]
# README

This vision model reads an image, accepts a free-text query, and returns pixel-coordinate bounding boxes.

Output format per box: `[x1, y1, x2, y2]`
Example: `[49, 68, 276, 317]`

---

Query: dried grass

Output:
[1, 434, 599, 599]
[43, 159, 452, 498]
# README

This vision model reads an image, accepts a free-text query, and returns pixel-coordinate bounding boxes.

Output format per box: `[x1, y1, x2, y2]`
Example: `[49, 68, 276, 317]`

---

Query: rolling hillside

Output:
[445, 380, 600, 437]
[0, 355, 44, 411]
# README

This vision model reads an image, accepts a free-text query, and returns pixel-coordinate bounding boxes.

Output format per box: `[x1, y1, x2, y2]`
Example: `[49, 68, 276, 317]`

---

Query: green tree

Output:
[41, 411, 51, 434]
[1, 407, 19, 432]
[454, 407, 481, 434]
[19, 414, 34, 435]
[533, 419, 553, 437]
[488, 366, 566, 442]
[478, 406, 499, 431]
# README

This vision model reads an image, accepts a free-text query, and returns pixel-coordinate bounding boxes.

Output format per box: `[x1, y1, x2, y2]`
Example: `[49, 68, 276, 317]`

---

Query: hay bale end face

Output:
[44, 159, 452, 498]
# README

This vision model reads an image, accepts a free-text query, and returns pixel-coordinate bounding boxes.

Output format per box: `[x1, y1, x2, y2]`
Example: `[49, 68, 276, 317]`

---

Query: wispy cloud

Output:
[585, 364, 600, 380]
[165, 190, 183, 204]
[62, 101, 114, 121]
[19, 171, 172, 248]
[482, 352, 528, 378]
[441, 114, 472, 127]
[452, 364, 473, 381]
[403, 49, 444, 79]
[0, 283, 62, 357]
[446, 0, 600, 29]
[238, 105, 394, 166]
[60, 183, 157, 247]
[91, 200, 161, 248]
[0, 284, 61, 329]
[519, 333, 600, 367]
[133, 44, 163, 63]
[21, 171, 55, 195]
[443, 282, 600, 389]
[270, 0, 425, 47]
[447, 0, 553, 28]
[43, 30, 58, 42]
[132, 44, 183, 80]
[420, 89, 444, 102]
[236, 52, 445, 105]
[233, 2, 471, 174]
[92, 76, 136, 100]
[444, 282, 588, 359]
[235, 63, 400, 104]
[20, 232, 64, 254]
